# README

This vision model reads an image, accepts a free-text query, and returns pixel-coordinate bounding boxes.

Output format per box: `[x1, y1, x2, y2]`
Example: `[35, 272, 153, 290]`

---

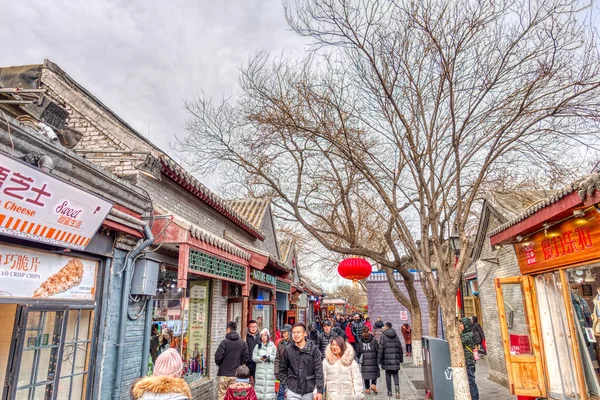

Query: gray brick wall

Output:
[258, 206, 280, 257]
[367, 273, 439, 342]
[476, 208, 522, 388]
[190, 378, 216, 399]
[210, 279, 228, 379]
[98, 249, 149, 399]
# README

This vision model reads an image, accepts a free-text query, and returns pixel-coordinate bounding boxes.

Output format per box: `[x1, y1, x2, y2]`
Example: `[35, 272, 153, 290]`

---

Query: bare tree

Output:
[330, 284, 367, 309]
[178, 0, 600, 397]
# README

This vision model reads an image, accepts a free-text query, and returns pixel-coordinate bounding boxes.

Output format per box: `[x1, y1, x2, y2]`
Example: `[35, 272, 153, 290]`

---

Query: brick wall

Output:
[367, 272, 439, 340]
[98, 248, 150, 399]
[258, 206, 280, 257]
[190, 378, 216, 399]
[476, 208, 522, 388]
[210, 279, 228, 379]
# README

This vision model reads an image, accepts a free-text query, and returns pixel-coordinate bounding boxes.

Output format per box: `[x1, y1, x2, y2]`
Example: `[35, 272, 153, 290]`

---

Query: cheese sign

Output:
[0, 244, 97, 299]
[0, 153, 112, 250]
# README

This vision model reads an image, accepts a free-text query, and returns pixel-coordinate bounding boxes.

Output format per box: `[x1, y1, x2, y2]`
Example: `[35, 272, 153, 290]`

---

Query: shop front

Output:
[490, 179, 600, 400]
[0, 151, 114, 400]
[249, 269, 277, 334]
[276, 278, 292, 329]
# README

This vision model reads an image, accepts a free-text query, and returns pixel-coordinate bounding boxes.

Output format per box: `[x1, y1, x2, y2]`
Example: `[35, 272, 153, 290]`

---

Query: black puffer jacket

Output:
[215, 331, 250, 377]
[318, 331, 336, 358]
[351, 321, 364, 342]
[378, 328, 403, 371]
[357, 334, 380, 380]
[279, 339, 324, 395]
[246, 331, 259, 373]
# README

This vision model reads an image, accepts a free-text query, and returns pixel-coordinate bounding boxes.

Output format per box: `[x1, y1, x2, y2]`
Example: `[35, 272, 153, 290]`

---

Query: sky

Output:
[0, 0, 308, 189]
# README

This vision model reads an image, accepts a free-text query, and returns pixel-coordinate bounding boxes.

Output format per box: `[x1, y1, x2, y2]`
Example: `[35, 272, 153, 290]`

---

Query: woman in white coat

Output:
[252, 328, 277, 400]
[323, 336, 364, 400]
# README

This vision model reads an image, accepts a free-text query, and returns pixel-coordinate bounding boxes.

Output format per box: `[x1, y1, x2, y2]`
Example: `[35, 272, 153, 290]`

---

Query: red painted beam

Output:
[102, 219, 143, 238]
[490, 191, 583, 245]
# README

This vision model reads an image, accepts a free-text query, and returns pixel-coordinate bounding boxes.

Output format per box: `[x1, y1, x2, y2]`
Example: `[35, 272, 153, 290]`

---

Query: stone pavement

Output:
[366, 355, 515, 399]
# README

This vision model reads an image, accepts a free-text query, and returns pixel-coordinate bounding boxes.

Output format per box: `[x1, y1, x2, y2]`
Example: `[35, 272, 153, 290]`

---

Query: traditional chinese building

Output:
[0, 96, 150, 400]
[0, 60, 305, 399]
[488, 173, 600, 400]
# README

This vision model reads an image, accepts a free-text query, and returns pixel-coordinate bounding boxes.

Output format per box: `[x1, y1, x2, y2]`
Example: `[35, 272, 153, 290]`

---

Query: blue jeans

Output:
[277, 383, 286, 400]
[467, 364, 479, 400]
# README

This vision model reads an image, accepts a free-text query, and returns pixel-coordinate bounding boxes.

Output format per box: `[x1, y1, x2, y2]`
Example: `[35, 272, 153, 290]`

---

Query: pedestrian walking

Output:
[401, 323, 412, 357]
[378, 322, 403, 399]
[253, 328, 277, 400]
[247, 320, 260, 383]
[215, 321, 250, 400]
[309, 322, 320, 343]
[322, 335, 364, 399]
[350, 314, 365, 354]
[364, 317, 373, 332]
[279, 323, 324, 400]
[225, 365, 258, 400]
[274, 324, 293, 400]
[131, 348, 192, 400]
[357, 326, 380, 394]
[471, 316, 486, 354]
[317, 320, 337, 359]
[373, 318, 384, 343]
[460, 317, 480, 400]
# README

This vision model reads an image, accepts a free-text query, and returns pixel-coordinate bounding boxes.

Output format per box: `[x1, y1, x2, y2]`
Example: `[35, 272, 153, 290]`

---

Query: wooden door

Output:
[495, 276, 547, 398]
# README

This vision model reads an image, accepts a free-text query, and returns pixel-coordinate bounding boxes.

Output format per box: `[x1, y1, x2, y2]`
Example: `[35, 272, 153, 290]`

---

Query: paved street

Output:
[365, 356, 514, 399]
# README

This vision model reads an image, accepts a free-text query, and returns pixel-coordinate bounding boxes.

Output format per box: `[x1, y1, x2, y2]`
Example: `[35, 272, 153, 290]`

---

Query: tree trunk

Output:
[428, 300, 439, 338]
[440, 294, 472, 399]
[410, 305, 423, 366]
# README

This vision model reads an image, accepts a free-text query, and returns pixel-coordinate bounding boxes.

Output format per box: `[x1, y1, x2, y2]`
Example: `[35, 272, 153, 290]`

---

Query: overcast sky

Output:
[0, 0, 307, 190]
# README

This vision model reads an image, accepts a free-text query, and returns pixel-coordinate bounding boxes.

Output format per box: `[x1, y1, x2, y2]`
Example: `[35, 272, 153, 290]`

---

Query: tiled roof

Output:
[159, 156, 266, 240]
[155, 205, 251, 261]
[301, 275, 323, 294]
[226, 198, 271, 231]
[278, 239, 293, 265]
[489, 172, 600, 237]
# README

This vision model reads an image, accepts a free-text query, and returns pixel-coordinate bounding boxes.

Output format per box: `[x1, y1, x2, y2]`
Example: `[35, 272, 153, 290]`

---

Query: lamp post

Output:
[449, 234, 465, 318]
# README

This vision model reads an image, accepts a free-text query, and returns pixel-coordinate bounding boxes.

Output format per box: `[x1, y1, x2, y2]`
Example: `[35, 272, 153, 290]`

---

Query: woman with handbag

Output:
[253, 329, 277, 400]
[323, 336, 364, 399]
[357, 326, 380, 394]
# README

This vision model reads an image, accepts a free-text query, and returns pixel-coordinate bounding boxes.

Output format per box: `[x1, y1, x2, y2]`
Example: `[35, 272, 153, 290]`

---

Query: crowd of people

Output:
[133, 313, 485, 400]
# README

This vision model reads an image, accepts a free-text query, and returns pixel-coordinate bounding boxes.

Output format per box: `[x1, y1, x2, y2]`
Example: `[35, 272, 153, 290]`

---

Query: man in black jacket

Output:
[215, 321, 249, 400]
[378, 321, 403, 399]
[280, 323, 324, 400]
[246, 319, 259, 381]
[350, 313, 365, 353]
[317, 320, 336, 359]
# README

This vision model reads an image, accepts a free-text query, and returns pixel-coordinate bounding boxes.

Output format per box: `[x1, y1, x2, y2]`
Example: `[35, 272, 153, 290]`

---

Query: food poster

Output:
[0, 244, 97, 299]
[188, 281, 209, 360]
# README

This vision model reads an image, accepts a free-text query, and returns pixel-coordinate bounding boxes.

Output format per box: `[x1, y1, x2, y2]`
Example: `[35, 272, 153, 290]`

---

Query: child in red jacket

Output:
[225, 365, 257, 400]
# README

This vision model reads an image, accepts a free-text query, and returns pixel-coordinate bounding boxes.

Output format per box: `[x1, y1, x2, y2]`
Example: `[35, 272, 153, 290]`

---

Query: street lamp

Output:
[449, 233, 465, 318]
[449, 234, 460, 256]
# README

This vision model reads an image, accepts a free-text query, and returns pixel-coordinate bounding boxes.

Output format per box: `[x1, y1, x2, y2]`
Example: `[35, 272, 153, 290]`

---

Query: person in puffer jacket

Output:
[131, 348, 192, 400]
[377, 322, 403, 399]
[460, 317, 479, 400]
[253, 328, 277, 400]
[322, 336, 364, 399]
[357, 326, 380, 394]
[317, 320, 337, 359]
[225, 365, 258, 400]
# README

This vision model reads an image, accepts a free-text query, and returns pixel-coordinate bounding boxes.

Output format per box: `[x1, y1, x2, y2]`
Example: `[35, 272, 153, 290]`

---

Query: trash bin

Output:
[422, 336, 455, 400]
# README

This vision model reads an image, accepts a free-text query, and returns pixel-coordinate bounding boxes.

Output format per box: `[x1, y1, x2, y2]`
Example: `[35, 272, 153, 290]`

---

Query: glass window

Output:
[535, 272, 580, 398]
[252, 304, 273, 335]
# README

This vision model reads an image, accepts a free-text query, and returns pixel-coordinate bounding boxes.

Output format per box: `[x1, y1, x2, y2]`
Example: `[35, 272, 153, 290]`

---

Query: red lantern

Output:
[338, 257, 372, 282]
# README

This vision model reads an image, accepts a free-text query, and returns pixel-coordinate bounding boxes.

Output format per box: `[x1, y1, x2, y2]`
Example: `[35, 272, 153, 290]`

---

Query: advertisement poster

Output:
[188, 281, 210, 358]
[0, 153, 112, 250]
[0, 244, 97, 299]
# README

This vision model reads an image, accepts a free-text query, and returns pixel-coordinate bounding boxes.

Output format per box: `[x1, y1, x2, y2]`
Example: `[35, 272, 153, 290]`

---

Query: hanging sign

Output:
[251, 269, 276, 286]
[0, 244, 97, 299]
[515, 209, 600, 274]
[188, 281, 210, 362]
[0, 153, 112, 250]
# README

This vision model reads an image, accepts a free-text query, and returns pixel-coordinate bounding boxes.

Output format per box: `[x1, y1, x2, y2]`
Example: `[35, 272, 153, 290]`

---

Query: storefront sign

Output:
[516, 210, 600, 274]
[0, 244, 97, 299]
[251, 269, 276, 286]
[0, 154, 112, 250]
[188, 281, 210, 361]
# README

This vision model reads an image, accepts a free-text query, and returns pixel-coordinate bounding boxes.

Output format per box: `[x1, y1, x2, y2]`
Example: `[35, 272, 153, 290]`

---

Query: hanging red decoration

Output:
[338, 257, 372, 282]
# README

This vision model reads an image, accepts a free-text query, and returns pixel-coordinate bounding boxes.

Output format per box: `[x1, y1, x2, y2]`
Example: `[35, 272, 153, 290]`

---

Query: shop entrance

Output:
[2, 305, 94, 400]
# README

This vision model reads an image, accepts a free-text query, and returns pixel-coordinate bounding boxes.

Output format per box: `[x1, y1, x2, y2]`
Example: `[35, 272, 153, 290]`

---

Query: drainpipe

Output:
[140, 296, 154, 376]
[112, 219, 154, 399]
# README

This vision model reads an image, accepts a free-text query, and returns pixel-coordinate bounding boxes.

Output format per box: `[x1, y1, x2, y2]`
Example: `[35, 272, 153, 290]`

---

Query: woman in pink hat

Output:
[131, 348, 191, 399]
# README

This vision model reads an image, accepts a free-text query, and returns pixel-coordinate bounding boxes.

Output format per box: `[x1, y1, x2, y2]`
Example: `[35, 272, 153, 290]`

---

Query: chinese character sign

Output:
[0, 154, 112, 250]
[0, 244, 97, 299]
[516, 211, 600, 274]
